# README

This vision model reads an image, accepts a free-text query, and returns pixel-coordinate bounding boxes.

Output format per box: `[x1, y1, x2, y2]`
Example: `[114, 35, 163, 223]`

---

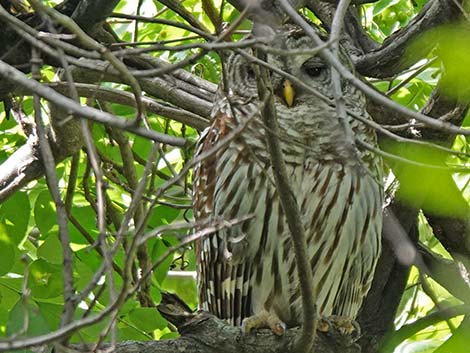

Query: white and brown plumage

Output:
[193, 25, 383, 332]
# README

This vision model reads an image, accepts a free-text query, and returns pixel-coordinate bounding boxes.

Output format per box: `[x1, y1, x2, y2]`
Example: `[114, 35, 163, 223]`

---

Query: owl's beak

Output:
[282, 79, 295, 107]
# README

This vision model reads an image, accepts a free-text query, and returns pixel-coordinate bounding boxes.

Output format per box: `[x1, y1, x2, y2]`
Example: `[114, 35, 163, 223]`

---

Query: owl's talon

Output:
[272, 321, 287, 336]
[240, 318, 252, 334]
[241, 310, 286, 336]
[317, 315, 360, 337]
[317, 317, 331, 333]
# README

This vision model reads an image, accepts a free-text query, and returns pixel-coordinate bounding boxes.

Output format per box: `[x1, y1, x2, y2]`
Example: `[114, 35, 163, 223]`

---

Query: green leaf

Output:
[409, 24, 470, 100]
[436, 26, 470, 100]
[69, 206, 99, 245]
[148, 206, 180, 228]
[1, 191, 30, 245]
[37, 301, 62, 331]
[372, 0, 398, 16]
[0, 220, 16, 276]
[117, 326, 153, 341]
[435, 316, 470, 353]
[7, 300, 51, 338]
[161, 273, 197, 309]
[397, 340, 443, 353]
[150, 236, 178, 284]
[128, 307, 167, 332]
[73, 257, 98, 292]
[382, 140, 469, 218]
[133, 136, 152, 160]
[160, 331, 179, 340]
[34, 191, 57, 237]
[28, 259, 63, 299]
[111, 103, 135, 117]
[37, 233, 63, 265]
[0, 279, 21, 318]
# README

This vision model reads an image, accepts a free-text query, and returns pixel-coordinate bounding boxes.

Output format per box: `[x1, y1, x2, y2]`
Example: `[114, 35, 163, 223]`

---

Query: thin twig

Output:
[0, 60, 186, 146]
[30, 47, 75, 333]
[29, 0, 145, 123]
[278, 0, 470, 138]
[110, 12, 212, 39]
[255, 51, 316, 353]
[330, 0, 356, 157]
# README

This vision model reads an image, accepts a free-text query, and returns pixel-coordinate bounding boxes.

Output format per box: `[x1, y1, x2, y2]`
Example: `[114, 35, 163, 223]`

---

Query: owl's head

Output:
[224, 24, 356, 108]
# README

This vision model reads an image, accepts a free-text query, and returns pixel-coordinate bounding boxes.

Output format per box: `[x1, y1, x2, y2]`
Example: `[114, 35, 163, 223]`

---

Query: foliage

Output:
[0, 0, 469, 352]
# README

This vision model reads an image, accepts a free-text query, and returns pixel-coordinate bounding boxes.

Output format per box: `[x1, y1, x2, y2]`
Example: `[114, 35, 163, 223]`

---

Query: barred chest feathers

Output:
[193, 24, 383, 330]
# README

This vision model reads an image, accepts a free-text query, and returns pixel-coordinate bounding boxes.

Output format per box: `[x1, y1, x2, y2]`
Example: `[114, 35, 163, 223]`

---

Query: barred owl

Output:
[193, 24, 383, 333]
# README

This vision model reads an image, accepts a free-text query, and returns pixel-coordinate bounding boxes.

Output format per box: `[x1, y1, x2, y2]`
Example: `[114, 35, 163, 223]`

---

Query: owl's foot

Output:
[241, 310, 286, 336]
[317, 315, 360, 337]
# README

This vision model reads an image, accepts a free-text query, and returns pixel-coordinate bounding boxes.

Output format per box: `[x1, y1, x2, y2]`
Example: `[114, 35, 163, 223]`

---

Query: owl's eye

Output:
[304, 66, 323, 77]
[302, 60, 326, 78]
[246, 66, 256, 80]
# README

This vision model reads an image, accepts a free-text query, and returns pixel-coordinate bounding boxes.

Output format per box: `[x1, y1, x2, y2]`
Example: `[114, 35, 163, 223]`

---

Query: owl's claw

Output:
[317, 315, 361, 338]
[241, 310, 286, 336]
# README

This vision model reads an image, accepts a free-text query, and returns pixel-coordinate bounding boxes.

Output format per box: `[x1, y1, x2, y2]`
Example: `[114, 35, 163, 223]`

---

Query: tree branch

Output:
[255, 50, 316, 353]
[357, 201, 419, 353]
[69, 312, 359, 353]
[0, 60, 186, 145]
[418, 244, 470, 303]
[380, 304, 470, 353]
[355, 0, 466, 78]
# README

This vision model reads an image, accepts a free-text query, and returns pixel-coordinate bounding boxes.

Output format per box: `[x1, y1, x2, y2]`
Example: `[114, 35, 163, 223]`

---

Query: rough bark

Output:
[355, 0, 466, 78]
[0, 1, 470, 353]
[68, 312, 360, 353]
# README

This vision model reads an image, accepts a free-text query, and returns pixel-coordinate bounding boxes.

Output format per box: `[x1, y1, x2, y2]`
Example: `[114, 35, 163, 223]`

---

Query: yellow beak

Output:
[283, 79, 295, 107]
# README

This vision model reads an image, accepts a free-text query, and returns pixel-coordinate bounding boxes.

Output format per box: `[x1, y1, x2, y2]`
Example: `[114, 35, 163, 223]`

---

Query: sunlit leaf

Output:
[162, 273, 197, 309]
[383, 140, 469, 218]
[151, 236, 178, 284]
[412, 24, 470, 99]
[128, 307, 167, 332]
[34, 191, 57, 237]
[0, 221, 16, 276]
[1, 191, 30, 245]
[28, 259, 63, 299]
[435, 316, 470, 353]
[37, 233, 63, 265]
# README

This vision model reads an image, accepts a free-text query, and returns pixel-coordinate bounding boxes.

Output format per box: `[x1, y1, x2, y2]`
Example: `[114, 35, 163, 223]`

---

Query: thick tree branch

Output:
[357, 201, 419, 353]
[67, 312, 359, 353]
[0, 0, 120, 68]
[65, 56, 215, 121]
[359, 80, 470, 353]
[418, 244, 470, 303]
[12, 82, 210, 130]
[355, 0, 466, 78]
[0, 135, 43, 201]
[0, 100, 84, 203]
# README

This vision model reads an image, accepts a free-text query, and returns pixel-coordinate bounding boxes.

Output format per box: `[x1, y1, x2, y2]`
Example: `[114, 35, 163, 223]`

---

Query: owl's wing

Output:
[193, 99, 247, 323]
[193, 91, 278, 324]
